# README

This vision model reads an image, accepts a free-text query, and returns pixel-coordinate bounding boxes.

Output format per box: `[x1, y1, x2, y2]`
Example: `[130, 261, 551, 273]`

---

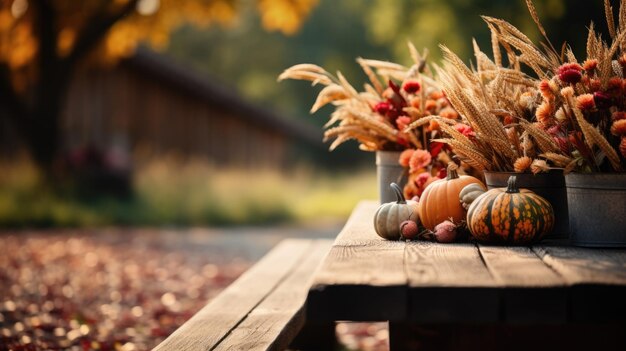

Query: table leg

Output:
[290, 321, 337, 351]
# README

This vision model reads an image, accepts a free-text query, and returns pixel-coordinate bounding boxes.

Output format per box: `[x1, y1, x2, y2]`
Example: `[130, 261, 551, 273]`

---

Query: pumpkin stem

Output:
[446, 162, 459, 180]
[506, 176, 519, 193]
[390, 183, 406, 204]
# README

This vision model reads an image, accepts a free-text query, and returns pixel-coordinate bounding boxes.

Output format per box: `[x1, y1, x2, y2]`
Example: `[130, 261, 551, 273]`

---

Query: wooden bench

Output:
[153, 238, 333, 351]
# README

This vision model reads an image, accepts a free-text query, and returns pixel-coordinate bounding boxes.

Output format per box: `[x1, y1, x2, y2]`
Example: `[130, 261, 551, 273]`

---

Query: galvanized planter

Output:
[376, 151, 407, 204]
[484, 170, 569, 239]
[565, 173, 626, 247]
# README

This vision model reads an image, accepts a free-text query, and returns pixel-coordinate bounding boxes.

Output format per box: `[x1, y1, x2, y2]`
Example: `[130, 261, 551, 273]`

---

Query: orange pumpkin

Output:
[418, 163, 484, 230]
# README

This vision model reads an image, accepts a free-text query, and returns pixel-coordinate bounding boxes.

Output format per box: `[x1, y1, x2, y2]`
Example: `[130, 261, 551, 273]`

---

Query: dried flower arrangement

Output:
[408, 0, 626, 174]
[278, 44, 467, 198]
[519, 0, 626, 172]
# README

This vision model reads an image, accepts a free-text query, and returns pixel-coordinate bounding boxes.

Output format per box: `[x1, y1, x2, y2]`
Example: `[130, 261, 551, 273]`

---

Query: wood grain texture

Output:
[405, 242, 499, 322]
[532, 245, 626, 285]
[333, 201, 388, 247]
[533, 245, 626, 322]
[153, 239, 312, 351]
[308, 243, 407, 322]
[478, 245, 567, 323]
[214, 240, 333, 351]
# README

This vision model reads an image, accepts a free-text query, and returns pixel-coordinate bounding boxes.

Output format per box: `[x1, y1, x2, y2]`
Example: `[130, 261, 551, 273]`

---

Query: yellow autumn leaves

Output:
[1, 0, 318, 84]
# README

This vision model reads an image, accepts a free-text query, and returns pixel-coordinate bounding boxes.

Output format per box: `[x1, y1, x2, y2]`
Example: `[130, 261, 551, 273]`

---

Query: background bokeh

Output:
[0, 0, 607, 228]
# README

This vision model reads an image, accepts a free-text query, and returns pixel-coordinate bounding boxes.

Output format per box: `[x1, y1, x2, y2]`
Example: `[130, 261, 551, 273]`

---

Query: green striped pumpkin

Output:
[467, 176, 554, 245]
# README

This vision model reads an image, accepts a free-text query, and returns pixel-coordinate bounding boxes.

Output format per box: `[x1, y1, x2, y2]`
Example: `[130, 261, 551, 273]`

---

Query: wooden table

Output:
[304, 201, 626, 350]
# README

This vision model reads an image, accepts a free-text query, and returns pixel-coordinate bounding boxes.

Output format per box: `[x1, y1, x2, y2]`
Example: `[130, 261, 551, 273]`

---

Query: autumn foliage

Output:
[0, 0, 318, 172]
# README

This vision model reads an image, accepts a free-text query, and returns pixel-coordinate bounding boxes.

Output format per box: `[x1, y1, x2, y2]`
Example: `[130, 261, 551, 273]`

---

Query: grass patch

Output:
[0, 158, 377, 228]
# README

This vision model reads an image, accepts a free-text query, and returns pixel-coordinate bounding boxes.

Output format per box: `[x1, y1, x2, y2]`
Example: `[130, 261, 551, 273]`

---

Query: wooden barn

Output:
[2, 48, 323, 169]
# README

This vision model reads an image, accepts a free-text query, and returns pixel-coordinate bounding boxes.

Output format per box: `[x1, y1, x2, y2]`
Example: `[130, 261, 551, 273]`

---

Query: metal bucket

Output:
[376, 151, 407, 204]
[565, 173, 626, 247]
[484, 170, 569, 239]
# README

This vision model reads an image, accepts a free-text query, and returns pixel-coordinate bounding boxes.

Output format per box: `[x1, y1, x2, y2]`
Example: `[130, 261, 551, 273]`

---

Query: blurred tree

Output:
[0, 0, 318, 174]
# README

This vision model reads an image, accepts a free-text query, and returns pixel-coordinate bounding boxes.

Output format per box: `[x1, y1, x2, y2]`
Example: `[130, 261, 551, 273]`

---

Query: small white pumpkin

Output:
[373, 183, 419, 240]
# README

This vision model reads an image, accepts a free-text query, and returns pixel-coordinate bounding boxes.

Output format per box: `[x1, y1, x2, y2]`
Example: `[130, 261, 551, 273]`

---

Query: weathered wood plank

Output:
[405, 242, 499, 322]
[308, 243, 407, 322]
[533, 245, 626, 322]
[153, 239, 312, 351]
[214, 240, 333, 351]
[333, 201, 386, 247]
[532, 245, 626, 285]
[478, 245, 567, 323]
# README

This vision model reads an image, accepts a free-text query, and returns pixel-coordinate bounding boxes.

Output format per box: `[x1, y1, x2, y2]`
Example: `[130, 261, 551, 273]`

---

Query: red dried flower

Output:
[582, 59, 598, 73]
[399, 149, 415, 167]
[503, 114, 515, 125]
[374, 101, 391, 115]
[593, 91, 612, 109]
[402, 80, 421, 94]
[415, 172, 432, 187]
[620, 137, 626, 159]
[557, 63, 583, 84]
[554, 136, 570, 154]
[396, 116, 412, 131]
[454, 123, 475, 138]
[409, 149, 432, 173]
[608, 77, 623, 92]
[576, 94, 596, 111]
[589, 78, 602, 92]
[547, 125, 562, 136]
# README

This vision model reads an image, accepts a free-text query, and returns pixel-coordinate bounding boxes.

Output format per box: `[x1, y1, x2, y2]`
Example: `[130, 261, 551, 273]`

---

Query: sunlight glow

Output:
[136, 0, 160, 16]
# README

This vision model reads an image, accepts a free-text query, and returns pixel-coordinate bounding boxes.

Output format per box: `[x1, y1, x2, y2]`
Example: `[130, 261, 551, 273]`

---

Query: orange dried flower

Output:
[514, 156, 532, 173]
[409, 149, 432, 173]
[536, 102, 554, 127]
[429, 91, 445, 100]
[425, 99, 437, 111]
[428, 120, 440, 131]
[583, 59, 598, 72]
[439, 107, 458, 119]
[611, 119, 626, 136]
[530, 159, 550, 174]
[576, 94, 596, 110]
[410, 97, 421, 109]
[620, 137, 626, 159]
[612, 111, 626, 121]
[538, 80, 553, 100]
[399, 149, 415, 167]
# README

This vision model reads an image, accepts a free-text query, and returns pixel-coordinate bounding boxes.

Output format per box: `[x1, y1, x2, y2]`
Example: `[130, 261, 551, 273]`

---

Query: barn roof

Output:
[124, 48, 323, 148]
